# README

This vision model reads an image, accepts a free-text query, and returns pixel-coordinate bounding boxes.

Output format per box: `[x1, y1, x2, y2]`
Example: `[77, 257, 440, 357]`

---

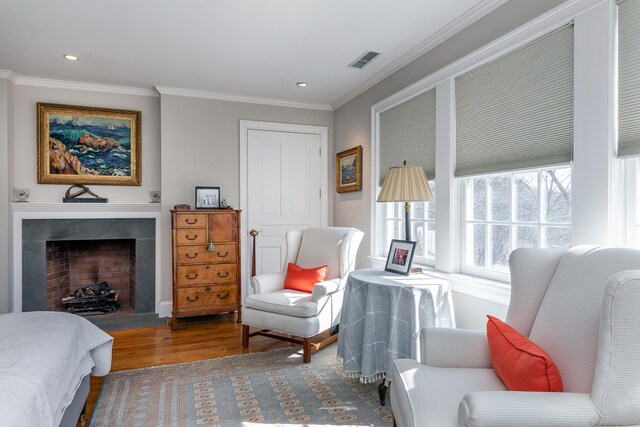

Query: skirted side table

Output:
[337, 268, 455, 404]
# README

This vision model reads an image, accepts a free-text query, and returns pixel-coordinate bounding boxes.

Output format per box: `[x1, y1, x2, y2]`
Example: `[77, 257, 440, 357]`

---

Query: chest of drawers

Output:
[171, 209, 241, 328]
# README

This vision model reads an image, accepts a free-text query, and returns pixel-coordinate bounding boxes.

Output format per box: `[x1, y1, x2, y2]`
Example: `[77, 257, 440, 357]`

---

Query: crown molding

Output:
[331, 0, 509, 110]
[155, 86, 333, 111]
[0, 69, 18, 83]
[7, 73, 159, 97]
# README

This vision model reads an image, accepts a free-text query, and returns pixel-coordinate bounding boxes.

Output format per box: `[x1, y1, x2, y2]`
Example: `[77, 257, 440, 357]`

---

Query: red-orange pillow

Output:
[283, 263, 328, 293]
[486, 315, 563, 392]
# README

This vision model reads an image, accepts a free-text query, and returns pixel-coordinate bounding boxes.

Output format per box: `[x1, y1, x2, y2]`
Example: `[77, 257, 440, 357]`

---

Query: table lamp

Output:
[377, 161, 433, 241]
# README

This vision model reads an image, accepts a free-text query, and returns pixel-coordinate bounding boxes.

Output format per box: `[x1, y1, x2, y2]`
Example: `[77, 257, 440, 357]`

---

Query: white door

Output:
[244, 125, 327, 291]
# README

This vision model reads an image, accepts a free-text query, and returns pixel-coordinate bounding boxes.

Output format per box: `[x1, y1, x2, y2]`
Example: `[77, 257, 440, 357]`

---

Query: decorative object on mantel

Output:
[12, 188, 30, 202]
[148, 190, 160, 203]
[195, 186, 220, 209]
[174, 204, 190, 211]
[220, 198, 234, 209]
[63, 184, 108, 203]
[37, 103, 141, 186]
[336, 145, 362, 193]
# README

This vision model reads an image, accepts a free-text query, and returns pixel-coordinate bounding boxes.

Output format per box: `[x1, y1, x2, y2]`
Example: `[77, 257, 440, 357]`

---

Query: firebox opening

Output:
[46, 239, 136, 317]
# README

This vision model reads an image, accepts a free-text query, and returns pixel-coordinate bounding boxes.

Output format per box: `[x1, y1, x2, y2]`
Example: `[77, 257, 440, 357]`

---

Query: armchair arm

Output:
[250, 272, 286, 295]
[311, 278, 342, 302]
[459, 391, 600, 427]
[421, 327, 492, 368]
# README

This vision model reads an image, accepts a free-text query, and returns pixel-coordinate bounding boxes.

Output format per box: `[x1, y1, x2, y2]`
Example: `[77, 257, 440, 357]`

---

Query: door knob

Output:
[249, 229, 259, 237]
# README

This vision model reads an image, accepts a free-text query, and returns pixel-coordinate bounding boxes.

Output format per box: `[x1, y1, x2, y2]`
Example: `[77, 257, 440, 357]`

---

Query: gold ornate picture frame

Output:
[336, 145, 362, 193]
[37, 103, 141, 185]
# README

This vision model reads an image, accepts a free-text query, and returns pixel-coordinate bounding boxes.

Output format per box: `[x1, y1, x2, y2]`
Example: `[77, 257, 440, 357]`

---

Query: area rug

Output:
[90, 345, 393, 426]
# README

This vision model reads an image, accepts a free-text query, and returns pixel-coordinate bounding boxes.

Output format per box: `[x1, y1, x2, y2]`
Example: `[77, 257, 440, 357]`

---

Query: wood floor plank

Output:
[87, 313, 331, 421]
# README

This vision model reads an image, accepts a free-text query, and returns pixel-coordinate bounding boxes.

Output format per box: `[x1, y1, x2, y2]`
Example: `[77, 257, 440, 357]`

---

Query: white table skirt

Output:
[337, 268, 455, 383]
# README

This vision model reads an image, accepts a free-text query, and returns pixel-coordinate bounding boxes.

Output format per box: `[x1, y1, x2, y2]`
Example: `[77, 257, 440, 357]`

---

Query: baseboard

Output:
[158, 301, 172, 318]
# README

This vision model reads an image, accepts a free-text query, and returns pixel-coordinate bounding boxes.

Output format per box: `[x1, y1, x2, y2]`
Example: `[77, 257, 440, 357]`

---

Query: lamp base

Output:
[405, 202, 411, 242]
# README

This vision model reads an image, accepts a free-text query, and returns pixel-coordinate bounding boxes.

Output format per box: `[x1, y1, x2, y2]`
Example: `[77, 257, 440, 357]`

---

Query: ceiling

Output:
[0, 0, 503, 109]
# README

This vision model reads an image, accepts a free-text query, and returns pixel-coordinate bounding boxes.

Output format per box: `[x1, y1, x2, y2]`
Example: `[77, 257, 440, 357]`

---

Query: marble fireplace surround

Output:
[11, 203, 163, 314]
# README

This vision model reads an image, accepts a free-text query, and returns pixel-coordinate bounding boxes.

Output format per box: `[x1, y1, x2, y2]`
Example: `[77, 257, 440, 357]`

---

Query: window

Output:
[463, 167, 572, 277]
[383, 181, 436, 265]
[377, 88, 437, 264]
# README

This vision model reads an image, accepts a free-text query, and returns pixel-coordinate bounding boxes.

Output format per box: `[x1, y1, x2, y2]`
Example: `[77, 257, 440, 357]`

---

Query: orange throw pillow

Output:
[486, 315, 563, 392]
[283, 263, 328, 293]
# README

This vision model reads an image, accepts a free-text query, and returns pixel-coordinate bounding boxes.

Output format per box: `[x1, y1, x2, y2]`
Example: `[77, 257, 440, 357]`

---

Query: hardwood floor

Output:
[86, 313, 331, 420]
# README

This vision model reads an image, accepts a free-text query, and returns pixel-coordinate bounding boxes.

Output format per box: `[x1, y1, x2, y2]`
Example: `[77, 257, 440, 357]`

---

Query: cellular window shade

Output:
[618, 0, 640, 157]
[379, 88, 436, 184]
[455, 24, 574, 177]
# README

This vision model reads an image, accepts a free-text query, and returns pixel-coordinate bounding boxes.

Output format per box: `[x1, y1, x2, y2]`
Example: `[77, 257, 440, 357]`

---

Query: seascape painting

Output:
[37, 103, 141, 185]
[335, 145, 362, 193]
[340, 155, 357, 185]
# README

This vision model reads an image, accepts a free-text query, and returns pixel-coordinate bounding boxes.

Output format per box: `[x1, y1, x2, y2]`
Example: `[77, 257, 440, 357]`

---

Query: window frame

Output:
[369, 2, 618, 302]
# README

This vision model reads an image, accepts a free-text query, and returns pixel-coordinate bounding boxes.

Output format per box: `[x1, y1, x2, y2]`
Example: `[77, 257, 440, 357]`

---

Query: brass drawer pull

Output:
[185, 234, 198, 241]
[186, 294, 199, 302]
[217, 271, 230, 278]
[185, 218, 198, 225]
[185, 253, 198, 259]
[186, 273, 199, 280]
[217, 291, 230, 300]
[217, 251, 229, 257]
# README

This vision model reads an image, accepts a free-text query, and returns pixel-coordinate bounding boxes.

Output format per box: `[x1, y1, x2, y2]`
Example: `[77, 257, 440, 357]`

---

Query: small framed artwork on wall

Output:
[336, 145, 362, 193]
[195, 186, 220, 209]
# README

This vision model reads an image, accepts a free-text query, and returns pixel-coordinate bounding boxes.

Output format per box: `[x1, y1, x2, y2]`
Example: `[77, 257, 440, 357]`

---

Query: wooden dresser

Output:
[171, 209, 241, 328]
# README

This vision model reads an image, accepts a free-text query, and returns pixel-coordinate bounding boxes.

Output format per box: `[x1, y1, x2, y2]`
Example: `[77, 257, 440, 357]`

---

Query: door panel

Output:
[248, 129, 322, 278]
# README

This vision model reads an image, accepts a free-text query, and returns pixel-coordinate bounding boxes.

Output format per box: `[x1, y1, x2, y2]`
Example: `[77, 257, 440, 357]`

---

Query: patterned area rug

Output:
[90, 345, 393, 426]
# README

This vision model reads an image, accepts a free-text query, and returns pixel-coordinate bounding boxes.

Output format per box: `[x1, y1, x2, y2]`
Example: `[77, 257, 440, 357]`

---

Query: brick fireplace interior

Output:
[47, 239, 136, 316]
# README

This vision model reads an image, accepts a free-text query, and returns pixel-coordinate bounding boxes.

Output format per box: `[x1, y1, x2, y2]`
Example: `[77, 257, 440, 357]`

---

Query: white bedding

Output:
[0, 312, 113, 427]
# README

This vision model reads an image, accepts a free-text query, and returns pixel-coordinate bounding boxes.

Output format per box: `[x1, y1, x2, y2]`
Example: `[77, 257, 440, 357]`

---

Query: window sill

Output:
[366, 256, 510, 306]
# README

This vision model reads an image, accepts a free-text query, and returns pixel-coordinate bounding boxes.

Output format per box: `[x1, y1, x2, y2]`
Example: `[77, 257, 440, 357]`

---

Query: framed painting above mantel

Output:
[37, 103, 142, 186]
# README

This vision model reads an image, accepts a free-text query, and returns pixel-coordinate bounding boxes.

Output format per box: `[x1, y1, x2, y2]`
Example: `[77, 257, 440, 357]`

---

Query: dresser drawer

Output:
[175, 228, 207, 244]
[176, 263, 237, 286]
[176, 244, 237, 265]
[176, 285, 237, 309]
[175, 213, 207, 228]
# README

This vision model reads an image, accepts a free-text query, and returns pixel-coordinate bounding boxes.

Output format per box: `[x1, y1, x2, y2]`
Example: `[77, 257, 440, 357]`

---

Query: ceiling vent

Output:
[349, 51, 380, 69]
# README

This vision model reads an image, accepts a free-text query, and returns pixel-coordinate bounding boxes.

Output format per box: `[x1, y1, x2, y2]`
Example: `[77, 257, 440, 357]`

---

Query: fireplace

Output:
[47, 239, 135, 314]
[21, 218, 155, 314]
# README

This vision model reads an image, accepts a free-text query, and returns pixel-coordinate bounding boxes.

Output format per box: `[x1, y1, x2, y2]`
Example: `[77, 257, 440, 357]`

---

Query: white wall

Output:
[451, 292, 508, 330]
[159, 95, 333, 303]
[11, 86, 161, 202]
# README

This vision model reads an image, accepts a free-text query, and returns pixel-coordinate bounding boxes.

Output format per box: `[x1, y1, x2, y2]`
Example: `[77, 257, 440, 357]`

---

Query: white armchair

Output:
[242, 227, 363, 362]
[391, 246, 640, 426]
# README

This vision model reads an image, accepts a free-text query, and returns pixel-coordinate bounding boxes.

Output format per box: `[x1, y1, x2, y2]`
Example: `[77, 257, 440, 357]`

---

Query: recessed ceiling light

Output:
[63, 54, 79, 61]
[296, 82, 308, 87]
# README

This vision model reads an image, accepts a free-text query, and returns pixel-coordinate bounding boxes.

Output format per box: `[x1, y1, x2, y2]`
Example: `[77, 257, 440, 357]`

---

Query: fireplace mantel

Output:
[11, 203, 162, 314]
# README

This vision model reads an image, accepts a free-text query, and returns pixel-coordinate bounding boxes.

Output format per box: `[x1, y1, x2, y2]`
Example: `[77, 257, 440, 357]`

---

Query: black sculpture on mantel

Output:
[63, 185, 108, 203]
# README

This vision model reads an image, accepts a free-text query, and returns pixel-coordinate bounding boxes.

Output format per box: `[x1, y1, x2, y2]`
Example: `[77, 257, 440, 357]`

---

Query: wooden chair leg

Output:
[303, 337, 311, 363]
[241, 324, 250, 348]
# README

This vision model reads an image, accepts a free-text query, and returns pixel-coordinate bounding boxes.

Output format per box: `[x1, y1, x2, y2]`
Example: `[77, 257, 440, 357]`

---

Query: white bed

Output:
[0, 312, 113, 427]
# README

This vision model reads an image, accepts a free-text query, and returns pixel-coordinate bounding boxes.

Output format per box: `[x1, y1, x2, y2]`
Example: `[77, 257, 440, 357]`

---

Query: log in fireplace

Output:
[62, 282, 120, 316]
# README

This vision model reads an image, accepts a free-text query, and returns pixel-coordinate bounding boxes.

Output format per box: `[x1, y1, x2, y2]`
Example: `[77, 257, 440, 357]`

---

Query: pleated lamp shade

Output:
[377, 164, 433, 202]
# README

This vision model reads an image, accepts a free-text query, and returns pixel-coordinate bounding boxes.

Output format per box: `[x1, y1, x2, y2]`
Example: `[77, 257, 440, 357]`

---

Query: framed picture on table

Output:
[385, 239, 416, 275]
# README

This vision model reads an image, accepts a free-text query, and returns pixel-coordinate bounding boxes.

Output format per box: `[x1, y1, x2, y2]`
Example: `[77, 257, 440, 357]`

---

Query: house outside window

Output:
[463, 167, 571, 278]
